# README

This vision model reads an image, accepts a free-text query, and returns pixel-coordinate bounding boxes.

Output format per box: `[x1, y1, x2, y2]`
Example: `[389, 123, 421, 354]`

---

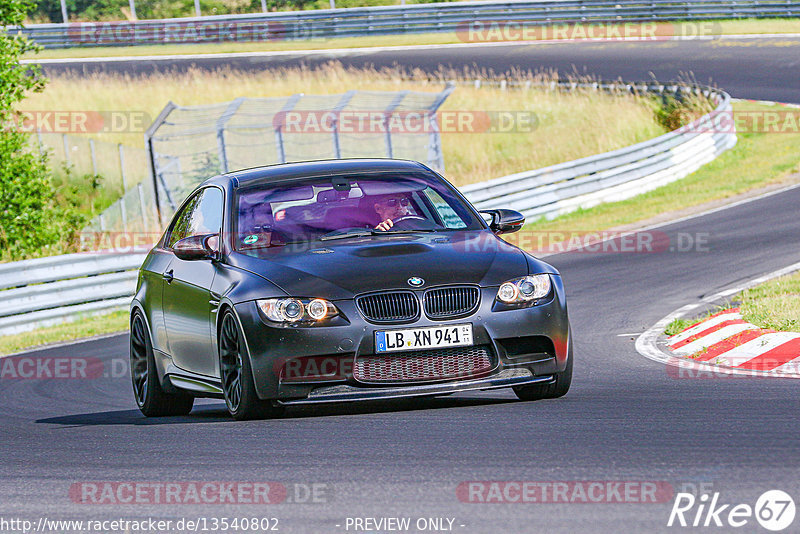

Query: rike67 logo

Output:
[668, 490, 796, 531]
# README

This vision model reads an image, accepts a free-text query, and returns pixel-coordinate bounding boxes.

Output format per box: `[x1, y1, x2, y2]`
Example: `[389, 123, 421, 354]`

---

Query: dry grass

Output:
[25, 64, 666, 186]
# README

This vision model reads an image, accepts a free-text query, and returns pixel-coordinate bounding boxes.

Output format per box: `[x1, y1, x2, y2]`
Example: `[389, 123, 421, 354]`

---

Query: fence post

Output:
[62, 134, 71, 166]
[331, 91, 356, 159]
[426, 83, 455, 171]
[194, 0, 201, 17]
[99, 213, 106, 232]
[118, 143, 128, 193]
[89, 139, 98, 175]
[36, 129, 43, 156]
[273, 93, 303, 164]
[138, 183, 150, 233]
[216, 98, 245, 174]
[145, 101, 177, 226]
[383, 90, 409, 159]
[260, 0, 267, 12]
[129, 0, 137, 20]
[120, 196, 128, 235]
[60, 0, 68, 22]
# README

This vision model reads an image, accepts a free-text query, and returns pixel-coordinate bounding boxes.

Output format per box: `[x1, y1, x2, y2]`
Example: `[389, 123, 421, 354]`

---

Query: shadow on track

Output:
[36, 395, 517, 427]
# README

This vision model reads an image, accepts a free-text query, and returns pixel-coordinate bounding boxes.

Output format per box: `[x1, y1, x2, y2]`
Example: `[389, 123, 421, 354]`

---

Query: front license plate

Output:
[375, 324, 473, 353]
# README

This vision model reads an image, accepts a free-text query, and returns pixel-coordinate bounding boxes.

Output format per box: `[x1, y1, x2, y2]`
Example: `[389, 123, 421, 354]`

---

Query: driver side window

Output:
[167, 188, 224, 249]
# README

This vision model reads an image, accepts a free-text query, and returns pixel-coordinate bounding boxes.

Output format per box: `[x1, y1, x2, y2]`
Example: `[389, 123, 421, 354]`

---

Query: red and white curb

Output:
[636, 261, 800, 378]
[666, 308, 800, 374]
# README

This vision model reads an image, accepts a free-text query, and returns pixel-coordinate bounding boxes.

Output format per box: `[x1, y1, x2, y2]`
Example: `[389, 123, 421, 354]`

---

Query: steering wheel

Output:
[389, 215, 432, 230]
[394, 215, 426, 223]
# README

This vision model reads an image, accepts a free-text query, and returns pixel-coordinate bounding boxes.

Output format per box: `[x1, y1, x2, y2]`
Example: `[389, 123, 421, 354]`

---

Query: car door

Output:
[162, 186, 224, 378]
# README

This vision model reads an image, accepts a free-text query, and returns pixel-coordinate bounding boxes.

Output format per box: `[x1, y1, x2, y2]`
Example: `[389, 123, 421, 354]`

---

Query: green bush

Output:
[1, 0, 84, 261]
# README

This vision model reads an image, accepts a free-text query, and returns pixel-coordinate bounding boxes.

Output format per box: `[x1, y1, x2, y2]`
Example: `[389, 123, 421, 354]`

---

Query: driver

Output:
[373, 193, 413, 231]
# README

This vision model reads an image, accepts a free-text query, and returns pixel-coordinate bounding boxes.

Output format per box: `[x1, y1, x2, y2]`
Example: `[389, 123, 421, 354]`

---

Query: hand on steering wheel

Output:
[393, 215, 425, 223]
[376, 215, 425, 231]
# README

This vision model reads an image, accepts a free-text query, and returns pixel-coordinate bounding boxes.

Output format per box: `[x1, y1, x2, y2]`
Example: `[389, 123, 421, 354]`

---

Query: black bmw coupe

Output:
[130, 159, 572, 420]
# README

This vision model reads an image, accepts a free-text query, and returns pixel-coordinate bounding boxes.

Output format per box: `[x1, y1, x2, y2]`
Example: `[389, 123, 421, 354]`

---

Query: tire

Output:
[219, 310, 285, 421]
[130, 311, 194, 417]
[513, 339, 573, 402]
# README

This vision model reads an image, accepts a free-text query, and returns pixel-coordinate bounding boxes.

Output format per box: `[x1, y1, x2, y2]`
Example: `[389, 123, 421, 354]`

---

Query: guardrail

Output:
[462, 83, 735, 219]
[0, 81, 735, 337]
[0, 252, 146, 336]
[14, 0, 800, 49]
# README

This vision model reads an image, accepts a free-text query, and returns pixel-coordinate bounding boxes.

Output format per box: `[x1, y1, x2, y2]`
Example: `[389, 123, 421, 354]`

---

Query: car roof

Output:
[203, 159, 433, 189]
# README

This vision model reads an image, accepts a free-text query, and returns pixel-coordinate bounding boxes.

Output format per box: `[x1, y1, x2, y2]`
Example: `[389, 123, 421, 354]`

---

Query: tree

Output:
[0, 0, 72, 260]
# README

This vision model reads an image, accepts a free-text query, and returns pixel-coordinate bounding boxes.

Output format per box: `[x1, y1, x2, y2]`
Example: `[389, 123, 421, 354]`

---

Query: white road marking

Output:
[667, 312, 742, 346]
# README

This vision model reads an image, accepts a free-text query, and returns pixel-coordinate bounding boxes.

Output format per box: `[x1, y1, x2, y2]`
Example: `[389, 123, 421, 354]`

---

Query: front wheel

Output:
[513, 340, 573, 402]
[130, 311, 194, 417]
[219, 310, 285, 421]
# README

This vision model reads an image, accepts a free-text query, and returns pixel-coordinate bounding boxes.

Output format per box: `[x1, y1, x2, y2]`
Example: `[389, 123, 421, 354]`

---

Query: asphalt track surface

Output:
[3, 39, 800, 533]
[37, 37, 800, 103]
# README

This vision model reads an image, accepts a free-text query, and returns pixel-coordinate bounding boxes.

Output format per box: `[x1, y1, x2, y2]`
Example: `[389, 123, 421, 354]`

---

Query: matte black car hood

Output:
[231, 231, 544, 300]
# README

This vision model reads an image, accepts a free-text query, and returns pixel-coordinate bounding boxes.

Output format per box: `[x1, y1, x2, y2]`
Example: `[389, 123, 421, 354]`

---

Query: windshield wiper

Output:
[319, 229, 380, 241]
[383, 229, 438, 234]
[319, 228, 439, 241]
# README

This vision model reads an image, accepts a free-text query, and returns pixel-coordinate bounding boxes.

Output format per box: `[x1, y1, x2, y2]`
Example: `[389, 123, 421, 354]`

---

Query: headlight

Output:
[496, 275, 551, 304]
[257, 298, 338, 323]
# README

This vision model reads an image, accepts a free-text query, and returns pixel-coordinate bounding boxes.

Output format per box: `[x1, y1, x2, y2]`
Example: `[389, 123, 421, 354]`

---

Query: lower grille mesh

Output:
[354, 345, 493, 383]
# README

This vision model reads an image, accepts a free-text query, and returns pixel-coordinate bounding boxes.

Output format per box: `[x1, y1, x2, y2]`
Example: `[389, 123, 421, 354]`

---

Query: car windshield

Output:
[234, 171, 483, 250]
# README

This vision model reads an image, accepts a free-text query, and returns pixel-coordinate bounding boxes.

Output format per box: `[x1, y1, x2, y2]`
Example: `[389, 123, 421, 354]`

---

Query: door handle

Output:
[163, 269, 174, 283]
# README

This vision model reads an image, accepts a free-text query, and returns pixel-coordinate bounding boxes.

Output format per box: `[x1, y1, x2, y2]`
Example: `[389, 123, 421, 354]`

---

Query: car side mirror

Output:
[480, 209, 525, 234]
[173, 234, 217, 261]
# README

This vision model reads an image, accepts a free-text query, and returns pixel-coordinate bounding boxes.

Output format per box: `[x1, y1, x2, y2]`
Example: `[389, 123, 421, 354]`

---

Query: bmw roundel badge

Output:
[407, 277, 425, 287]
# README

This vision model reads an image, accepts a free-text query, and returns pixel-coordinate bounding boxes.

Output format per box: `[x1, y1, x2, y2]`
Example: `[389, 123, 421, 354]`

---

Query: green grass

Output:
[525, 101, 800, 236]
[664, 318, 698, 336]
[23, 18, 800, 60]
[739, 272, 800, 332]
[0, 311, 129, 356]
[664, 308, 726, 337]
[665, 271, 800, 338]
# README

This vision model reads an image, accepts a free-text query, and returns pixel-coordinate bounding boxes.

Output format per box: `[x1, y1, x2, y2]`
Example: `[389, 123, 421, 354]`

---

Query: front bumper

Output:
[234, 278, 570, 401]
[278, 368, 553, 405]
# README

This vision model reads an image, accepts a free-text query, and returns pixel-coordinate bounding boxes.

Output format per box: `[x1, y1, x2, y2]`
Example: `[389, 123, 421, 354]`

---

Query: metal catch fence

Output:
[144, 86, 454, 224]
